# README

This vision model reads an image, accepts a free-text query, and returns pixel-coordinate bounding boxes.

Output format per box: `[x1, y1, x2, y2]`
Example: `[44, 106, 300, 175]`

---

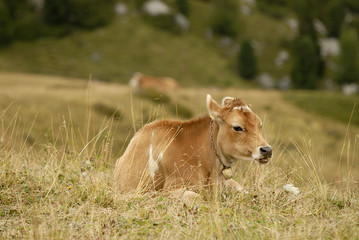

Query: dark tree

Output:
[0, 0, 13, 45]
[336, 28, 359, 85]
[176, 0, 189, 16]
[294, 0, 325, 79]
[43, 0, 70, 25]
[238, 39, 258, 80]
[43, 0, 115, 29]
[291, 36, 318, 89]
[210, 0, 239, 37]
[327, 0, 345, 37]
[345, 0, 359, 13]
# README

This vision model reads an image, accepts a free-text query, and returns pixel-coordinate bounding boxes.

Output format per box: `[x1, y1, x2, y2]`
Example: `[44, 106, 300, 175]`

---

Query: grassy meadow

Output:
[1, 72, 359, 239]
[0, 1, 295, 88]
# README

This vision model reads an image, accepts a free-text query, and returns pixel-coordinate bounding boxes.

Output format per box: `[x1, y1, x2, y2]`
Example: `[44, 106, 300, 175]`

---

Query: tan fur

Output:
[114, 95, 271, 199]
[129, 72, 180, 92]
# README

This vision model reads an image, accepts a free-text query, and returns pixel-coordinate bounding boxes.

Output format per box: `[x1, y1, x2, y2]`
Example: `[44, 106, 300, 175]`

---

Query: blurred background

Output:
[0, 0, 358, 90]
[0, 0, 358, 182]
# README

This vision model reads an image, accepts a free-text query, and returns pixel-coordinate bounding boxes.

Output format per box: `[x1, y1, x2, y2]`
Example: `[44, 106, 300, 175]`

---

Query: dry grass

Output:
[1, 123, 358, 239]
[1, 72, 359, 239]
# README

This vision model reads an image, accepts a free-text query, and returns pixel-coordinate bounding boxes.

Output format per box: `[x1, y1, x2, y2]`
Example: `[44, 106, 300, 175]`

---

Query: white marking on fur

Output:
[221, 97, 235, 106]
[206, 94, 212, 109]
[129, 72, 142, 88]
[252, 146, 262, 160]
[148, 144, 159, 178]
[239, 156, 255, 161]
[233, 106, 252, 112]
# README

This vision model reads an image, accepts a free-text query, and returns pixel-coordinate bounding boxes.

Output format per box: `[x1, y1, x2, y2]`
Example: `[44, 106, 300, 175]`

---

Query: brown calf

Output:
[129, 72, 180, 92]
[114, 94, 272, 201]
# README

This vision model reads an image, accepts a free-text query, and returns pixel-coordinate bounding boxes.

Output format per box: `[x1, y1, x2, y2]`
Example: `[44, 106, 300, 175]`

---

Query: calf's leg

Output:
[224, 179, 247, 193]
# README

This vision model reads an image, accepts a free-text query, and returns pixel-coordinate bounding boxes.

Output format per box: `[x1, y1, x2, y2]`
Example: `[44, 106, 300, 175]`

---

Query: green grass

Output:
[0, 1, 295, 88]
[285, 91, 359, 126]
[0, 15, 242, 87]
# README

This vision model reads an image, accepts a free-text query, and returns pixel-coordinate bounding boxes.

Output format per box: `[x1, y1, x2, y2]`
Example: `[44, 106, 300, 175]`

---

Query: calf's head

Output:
[207, 94, 272, 166]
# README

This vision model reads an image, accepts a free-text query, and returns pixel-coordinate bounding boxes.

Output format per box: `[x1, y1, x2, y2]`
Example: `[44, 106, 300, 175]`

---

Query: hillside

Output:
[0, 1, 294, 88]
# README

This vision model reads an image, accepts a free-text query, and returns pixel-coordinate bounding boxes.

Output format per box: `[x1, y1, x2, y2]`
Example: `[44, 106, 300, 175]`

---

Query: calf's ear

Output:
[207, 94, 223, 121]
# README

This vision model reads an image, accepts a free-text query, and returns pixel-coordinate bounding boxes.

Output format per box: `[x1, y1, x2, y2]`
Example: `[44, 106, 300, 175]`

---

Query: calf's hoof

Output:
[182, 190, 202, 205]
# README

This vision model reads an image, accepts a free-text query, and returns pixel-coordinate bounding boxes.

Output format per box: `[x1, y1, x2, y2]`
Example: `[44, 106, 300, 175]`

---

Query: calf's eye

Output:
[233, 126, 244, 132]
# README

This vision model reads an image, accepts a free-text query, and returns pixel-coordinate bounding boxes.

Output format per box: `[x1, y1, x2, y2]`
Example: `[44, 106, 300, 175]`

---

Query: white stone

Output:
[241, 5, 251, 16]
[175, 13, 190, 31]
[205, 28, 213, 41]
[274, 50, 290, 67]
[314, 19, 327, 36]
[286, 18, 298, 31]
[221, 37, 233, 47]
[283, 183, 300, 195]
[30, 0, 43, 10]
[325, 78, 334, 91]
[257, 73, 275, 89]
[319, 38, 340, 57]
[278, 76, 291, 91]
[91, 52, 102, 62]
[143, 0, 170, 16]
[241, 0, 256, 5]
[342, 83, 358, 95]
[115, 3, 128, 16]
[344, 13, 353, 23]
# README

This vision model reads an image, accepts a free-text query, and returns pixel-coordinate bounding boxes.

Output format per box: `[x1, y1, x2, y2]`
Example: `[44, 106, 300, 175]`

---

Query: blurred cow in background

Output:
[129, 72, 180, 92]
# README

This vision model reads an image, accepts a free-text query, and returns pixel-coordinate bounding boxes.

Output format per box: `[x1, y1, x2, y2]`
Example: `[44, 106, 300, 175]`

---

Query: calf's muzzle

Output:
[260, 146, 272, 159]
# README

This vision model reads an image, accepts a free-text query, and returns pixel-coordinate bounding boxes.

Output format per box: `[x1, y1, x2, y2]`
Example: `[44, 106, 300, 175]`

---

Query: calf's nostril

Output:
[260, 146, 272, 158]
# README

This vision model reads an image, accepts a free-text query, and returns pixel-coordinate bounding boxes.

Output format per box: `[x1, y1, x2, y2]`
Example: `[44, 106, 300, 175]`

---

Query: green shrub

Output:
[210, 0, 239, 37]
[327, 0, 345, 38]
[43, 0, 115, 29]
[336, 27, 359, 85]
[145, 13, 181, 33]
[256, 0, 288, 19]
[0, 0, 14, 45]
[13, 14, 44, 41]
[42, 0, 70, 26]
[345, 0, 359, 13]
[0, 0, 40, 45]
[290, 36, 318, 89]
[176, 0, 189, 16]
[2, 0, 35, 18]
[294, 0, 324, 78]
[133, 0, 146, 10]
[238, 39, 258, 80]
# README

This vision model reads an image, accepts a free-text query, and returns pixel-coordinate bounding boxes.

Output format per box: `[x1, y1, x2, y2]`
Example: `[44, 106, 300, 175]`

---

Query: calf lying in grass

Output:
[114, 94, 272, 202]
